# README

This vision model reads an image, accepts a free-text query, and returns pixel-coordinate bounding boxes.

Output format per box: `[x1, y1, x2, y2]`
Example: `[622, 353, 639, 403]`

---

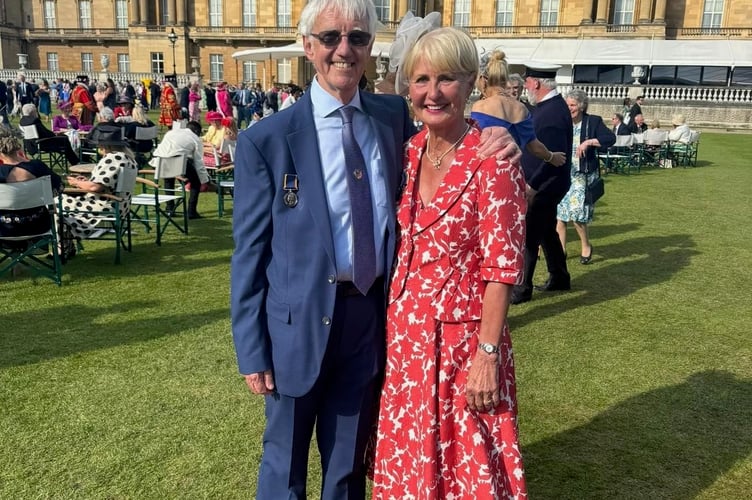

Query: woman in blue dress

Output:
[556, 89, 615, 264]
[36, 79, 52, 122]
[471, 50, 566, 167]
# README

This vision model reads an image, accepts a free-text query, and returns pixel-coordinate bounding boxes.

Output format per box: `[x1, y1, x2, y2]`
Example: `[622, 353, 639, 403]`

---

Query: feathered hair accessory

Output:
[388, 11, 442, 95]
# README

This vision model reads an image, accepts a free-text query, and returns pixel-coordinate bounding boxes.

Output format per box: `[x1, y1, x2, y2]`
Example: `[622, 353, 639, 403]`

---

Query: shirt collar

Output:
[539, 89, 559, 103]
[310, 76, 364, 119]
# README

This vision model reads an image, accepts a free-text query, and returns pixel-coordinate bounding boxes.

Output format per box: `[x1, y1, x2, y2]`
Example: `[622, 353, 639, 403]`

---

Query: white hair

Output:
[298, 0, 378, 37]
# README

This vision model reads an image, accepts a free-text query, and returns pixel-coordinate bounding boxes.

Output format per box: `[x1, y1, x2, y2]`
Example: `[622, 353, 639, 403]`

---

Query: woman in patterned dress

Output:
[556, 89, 615, 264]
[372, 27, 528, 499]
[60, 125, 137, 241]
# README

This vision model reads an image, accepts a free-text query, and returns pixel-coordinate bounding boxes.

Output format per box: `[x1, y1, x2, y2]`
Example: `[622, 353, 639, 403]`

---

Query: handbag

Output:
[587, 176, 605, 204]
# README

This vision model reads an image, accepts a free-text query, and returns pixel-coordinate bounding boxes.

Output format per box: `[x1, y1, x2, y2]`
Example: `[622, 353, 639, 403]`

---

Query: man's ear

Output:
[303, 36, 314, 60]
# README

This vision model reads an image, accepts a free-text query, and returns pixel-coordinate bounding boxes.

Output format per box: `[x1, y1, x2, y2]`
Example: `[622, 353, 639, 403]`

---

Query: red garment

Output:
[372, 126, 528, 499]
[71, 84, 97, 126]
[159, 84, 180, 127]
[113, 106, 131, 120]
[216, 88, 232, 118]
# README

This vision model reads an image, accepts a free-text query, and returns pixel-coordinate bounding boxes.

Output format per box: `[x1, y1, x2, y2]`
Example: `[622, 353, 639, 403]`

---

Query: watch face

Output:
[481, 344, 495, 353]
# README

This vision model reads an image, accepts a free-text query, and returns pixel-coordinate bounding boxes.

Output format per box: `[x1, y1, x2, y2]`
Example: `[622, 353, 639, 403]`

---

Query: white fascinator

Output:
[388, 11, 442, 95]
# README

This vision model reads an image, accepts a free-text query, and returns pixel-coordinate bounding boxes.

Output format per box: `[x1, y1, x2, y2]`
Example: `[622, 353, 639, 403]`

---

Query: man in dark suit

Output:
[231, 1, 415, 497]
[15, 74, 33, 106]
[611, 113, 631, 135]
[0, 80, 8, 125]
[512, 64, 573, 304]
[628, 113, 648, 134]
[629, 95, 644, 122]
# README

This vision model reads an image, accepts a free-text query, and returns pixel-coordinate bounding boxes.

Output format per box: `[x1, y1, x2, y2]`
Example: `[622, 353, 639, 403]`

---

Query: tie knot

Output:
[339, 106, 355, 125]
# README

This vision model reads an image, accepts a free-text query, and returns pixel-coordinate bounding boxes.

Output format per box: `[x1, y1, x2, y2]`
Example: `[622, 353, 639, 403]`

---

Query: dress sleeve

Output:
[513, 113, 537, 150]
[478, 158, 527, 285]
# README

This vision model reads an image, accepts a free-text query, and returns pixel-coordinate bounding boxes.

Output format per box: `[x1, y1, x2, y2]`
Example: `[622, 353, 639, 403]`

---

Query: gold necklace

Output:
[426, 124, 470, 170]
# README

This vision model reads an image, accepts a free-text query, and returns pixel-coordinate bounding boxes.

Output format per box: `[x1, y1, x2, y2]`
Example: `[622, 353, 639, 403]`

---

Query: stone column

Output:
[638, 0, 653, 23]
[130, 0, 140, 25]
[654, 0, 666, 23]
[176, 0, 186, 26]
[595, 0, 611, 24]
[139, 0, 149, 25]
[167, 0, 177, 25]
[582, 0, 595, 23]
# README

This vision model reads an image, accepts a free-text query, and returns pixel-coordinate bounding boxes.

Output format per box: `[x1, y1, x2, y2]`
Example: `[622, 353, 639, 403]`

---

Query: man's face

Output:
[523, 77, 539, 105]
[303, 7, 373, 104]
[612, 115, 620, 125]
[635, 114, 644, 126]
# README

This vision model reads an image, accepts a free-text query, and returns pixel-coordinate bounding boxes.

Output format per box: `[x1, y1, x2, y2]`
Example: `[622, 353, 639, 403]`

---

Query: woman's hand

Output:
[466, 351, 500, 413]
[576, 138, 599, 159]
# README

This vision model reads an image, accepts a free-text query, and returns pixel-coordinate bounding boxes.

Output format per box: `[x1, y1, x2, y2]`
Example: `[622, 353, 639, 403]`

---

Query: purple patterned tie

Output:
[339, 106, 376, 295]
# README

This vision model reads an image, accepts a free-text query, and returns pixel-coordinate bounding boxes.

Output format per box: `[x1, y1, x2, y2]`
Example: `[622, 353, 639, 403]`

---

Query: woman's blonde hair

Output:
[401, 27, 479, 90]
[482, 50, 509, 88]
[131, 103, 148, 125]
[0, 125, 23, 156]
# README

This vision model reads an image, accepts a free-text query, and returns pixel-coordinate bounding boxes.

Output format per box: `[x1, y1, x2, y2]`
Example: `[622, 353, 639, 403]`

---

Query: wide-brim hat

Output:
[88, 125, 130, 147]
[671, 114, 686, 126]
[57, 100, 72, 110]
[117, 96, 134, 105]
[206, 111, 223, 122]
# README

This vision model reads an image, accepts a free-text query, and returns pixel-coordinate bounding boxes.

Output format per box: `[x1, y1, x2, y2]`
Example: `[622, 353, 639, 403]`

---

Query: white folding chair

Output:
[20, 125, 68, 173]
[134, 125, 159, 168]
[130, 155, 189, 245]
[0, 176, 62, 285]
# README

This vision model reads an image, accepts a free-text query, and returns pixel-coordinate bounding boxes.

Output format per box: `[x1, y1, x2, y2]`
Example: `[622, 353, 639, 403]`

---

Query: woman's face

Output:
[408, 58, 472, 133]
[566, 97, 582, 121]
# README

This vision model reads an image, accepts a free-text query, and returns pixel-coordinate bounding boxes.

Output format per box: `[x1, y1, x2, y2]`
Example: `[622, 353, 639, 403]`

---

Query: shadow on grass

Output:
[511, 234, 698, 330]
[524, 370, 752, 499]
[0, 300, 229, 368]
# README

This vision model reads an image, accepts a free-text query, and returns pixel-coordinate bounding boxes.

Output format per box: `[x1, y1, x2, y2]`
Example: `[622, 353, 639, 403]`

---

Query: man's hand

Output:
[477, 126, 522, 164]
[244, 370, 275, 395]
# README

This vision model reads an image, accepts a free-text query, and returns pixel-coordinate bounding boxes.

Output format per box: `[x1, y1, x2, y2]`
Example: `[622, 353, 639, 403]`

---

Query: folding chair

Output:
[130, 155, 189, 245]
[134, 125, 159, 169]
[685, 130, 701, 167]
[599, 135, 634, 175]
[0, 176, 62, 285]
[58, 166, 138, 264]
[20, 125, 69, 174]
[216, 165, 234, 218]
[643, 129, 669, 167]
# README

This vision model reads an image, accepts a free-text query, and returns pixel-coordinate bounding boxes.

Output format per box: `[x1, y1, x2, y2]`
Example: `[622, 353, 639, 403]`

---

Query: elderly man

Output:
[511, 64, 573, 304]
[230, 0, 516, 497]
[149, 120, 211, 219]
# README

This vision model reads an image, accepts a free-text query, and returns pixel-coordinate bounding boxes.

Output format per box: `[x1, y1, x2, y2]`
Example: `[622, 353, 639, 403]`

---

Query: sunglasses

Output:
[309, 30, 372, 47]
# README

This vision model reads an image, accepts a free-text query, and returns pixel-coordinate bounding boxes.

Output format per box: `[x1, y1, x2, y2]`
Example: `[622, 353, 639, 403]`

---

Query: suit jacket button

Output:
[327, 275, 336, 284]
[322, 316, 331, 326]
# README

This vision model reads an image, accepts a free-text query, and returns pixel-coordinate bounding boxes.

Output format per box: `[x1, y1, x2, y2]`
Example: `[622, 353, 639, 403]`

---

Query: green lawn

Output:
[2, 132, 751, 499]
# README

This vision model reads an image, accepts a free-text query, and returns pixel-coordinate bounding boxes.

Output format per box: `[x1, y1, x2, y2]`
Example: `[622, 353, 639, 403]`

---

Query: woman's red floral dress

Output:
[372, 125, 528, 500]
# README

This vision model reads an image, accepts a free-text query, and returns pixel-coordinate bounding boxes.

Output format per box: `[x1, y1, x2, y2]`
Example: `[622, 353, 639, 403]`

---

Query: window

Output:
[161, 0, 169, 25]
[43, 0, 56, 29]
[573, 65, 635, 84]
[243, 61, 258, 83]
[47, 52, 59, 71]
[117, 54, 130, 73]
[277, 58, 291, 84]
[702, 0, 723, 28]
[209, 0, 223, 27]
[540, 0, 559, 26]
[649, 65, 730, 86]
[496, 0, 514, 26]
[242, 0, 256, 27]
[115, 0, 129, 29]
[277, 0, 291, 27]
[613, 0, 634, 25]
[81, 53, 94, 72]
[407, 0, 420, 16]
[453, 0, 470, 27]
[80, 0, 92, 29]
[731, 67, 752, 86]
[151, 52, 165, 74]
[210, 54, 224, 81]
[374, 0, 390, 21]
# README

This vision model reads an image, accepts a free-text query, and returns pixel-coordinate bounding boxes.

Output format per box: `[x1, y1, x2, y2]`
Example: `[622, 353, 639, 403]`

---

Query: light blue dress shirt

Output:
[309, 77, 387, 282]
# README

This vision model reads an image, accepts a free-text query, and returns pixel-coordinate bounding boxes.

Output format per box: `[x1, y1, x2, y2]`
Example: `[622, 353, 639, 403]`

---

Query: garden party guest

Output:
[158, 79, 180, 128]
[556, 88, 615, 265]
[52, 101, 80, 132]
[19, 103, 80, 166]
[668, 114, 691, 143]
[371, 24, 528, 500]
[70, 75, 97, 127]
[36, 79, 52, 122]
[113, 96, 135, 122]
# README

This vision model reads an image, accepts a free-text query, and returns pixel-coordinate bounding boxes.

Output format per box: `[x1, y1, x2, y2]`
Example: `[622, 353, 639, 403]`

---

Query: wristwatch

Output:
[478, 342, 499, 355]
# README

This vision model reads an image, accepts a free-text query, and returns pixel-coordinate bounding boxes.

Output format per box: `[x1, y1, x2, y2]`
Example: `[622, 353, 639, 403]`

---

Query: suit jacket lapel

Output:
[286, 92, 336, 267]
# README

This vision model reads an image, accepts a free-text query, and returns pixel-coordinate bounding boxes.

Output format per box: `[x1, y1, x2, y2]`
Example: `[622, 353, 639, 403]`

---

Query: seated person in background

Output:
[60, 125, 137, 245]
[113, 96, 135, 122]
[149, 120, 211, 219]
[0, 125, 63, 240]
[52, 101, 80, 132]
[668, 114, 691, 143]
[19, 103, 80, 166]
[649, 118, 661, 130]
[629, 113, 648, 134]
[202, 112, 236, 167]
[611, 113, 631, 135]
[123, 103, 156, 158]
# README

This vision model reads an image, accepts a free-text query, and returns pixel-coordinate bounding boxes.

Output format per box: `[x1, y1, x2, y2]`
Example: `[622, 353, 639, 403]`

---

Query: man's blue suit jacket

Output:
[231, 90, 414, 397]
